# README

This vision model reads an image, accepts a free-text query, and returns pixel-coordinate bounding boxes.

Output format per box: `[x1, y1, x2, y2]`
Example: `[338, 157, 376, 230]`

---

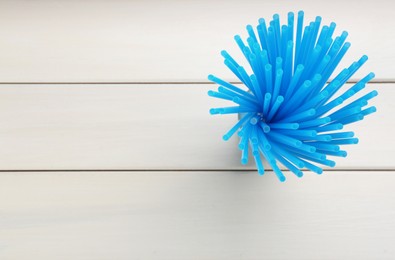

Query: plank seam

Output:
[0, 169, 394, 172]
[0, 80, 393, 85]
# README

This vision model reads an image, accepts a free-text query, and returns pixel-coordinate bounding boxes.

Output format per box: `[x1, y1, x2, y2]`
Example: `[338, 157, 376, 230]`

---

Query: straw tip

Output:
[291, 123, 299, 129]
[220, 50, 228, 57]
[277, 96, 284, 102]
[361, 54, 369, 61]
[209, 108, 219, 115]
[222, 134, 230, 141]
[320, 90, 329, 98]
[262, 126, 270, 133]
[276, 69, 284, 77]
[250, 117, 259, 125]
[314, 73, 322, 80]
[308, 109, 316, 116]
[296, 64, 304, 70]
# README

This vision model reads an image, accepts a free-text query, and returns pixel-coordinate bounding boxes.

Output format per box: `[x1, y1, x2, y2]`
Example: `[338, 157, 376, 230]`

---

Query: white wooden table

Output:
[0, 1, 394, 259]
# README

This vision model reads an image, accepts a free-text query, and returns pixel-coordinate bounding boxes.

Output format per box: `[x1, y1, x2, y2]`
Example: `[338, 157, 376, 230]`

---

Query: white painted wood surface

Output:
[0, 171, 394, 260]
[0, 83, 391, 170]
[0, 0, 393, 82]
[0, 0, 394, 259]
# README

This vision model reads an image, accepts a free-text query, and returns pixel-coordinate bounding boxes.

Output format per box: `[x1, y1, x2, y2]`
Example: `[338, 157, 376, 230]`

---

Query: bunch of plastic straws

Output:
[208, 11, 377, 181]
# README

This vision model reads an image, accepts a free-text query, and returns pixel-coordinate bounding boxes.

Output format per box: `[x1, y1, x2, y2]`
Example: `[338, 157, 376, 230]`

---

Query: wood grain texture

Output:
[0, 1, 393, 259]
[0, 83, 391, 170]
[0, 0, 393, 82]
[0, 171, 394, 260]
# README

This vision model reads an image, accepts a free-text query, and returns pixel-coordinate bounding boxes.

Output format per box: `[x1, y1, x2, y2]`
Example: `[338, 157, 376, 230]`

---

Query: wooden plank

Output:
[0, 171, 394, 259]
[0, 83, 391, 170]
[0, 0, 393, 82]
